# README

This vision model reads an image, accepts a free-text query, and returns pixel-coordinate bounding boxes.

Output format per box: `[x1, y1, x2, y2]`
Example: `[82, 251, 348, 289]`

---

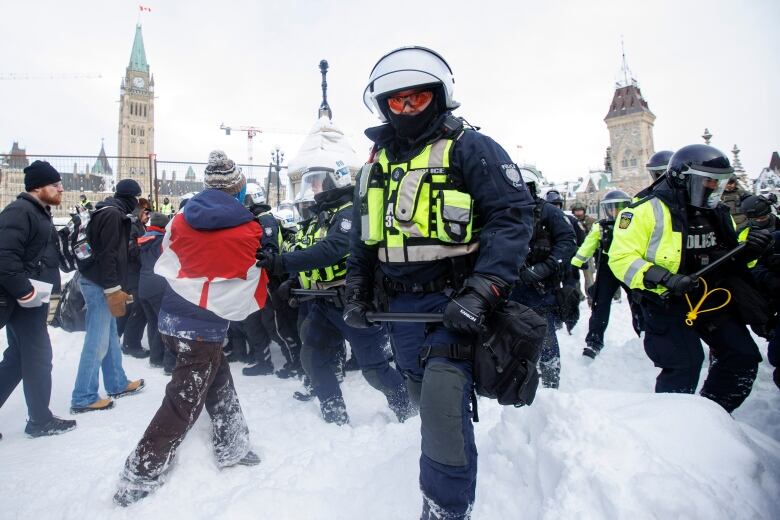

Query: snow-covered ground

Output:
[1, 299, 778, 519]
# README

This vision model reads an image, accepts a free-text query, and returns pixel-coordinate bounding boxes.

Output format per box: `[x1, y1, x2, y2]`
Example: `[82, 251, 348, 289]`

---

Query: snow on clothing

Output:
[117, 188, 261, 500]
[154, 188, 269, 342]
[117, 334, 251, 494]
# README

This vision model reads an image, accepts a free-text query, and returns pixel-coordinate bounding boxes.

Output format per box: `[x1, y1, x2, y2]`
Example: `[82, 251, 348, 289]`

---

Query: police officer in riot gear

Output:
[546, 189, 583, 332]
[740, 195, 779, 232]
[636, 150, 674, 200]
[234, 183, 295, 376]
[510, 168, 576, 388]
[257, 165, 412, 425]
[571, 190, 633, 358]
[343, 46, 535, 520]
[609, 144, 772, 412]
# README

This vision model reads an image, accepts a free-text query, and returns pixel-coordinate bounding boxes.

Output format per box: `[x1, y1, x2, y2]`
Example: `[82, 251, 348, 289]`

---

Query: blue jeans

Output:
[71, 278, 130, 407]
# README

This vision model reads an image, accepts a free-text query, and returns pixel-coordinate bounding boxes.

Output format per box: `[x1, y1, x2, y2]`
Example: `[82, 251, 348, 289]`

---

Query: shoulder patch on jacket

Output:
[619, 212, 633, 229]
[500, 163, 524, 190]
[339, 218, 352, 233]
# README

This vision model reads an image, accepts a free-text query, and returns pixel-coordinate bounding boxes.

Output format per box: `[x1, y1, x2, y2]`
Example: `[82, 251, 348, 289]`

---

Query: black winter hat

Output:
[24, 160, 61, 191]
[115, 179, 142, 198]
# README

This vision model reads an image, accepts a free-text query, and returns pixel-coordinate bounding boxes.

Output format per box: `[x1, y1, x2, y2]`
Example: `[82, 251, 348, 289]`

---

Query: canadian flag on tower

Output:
[139, 5, 151, 12]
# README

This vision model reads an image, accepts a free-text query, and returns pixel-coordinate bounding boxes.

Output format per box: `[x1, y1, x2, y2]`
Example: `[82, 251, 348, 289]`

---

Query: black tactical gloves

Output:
[643, 265, 696, 296]
[256, 250, 285, 276]
[343, 276, 375, 329]
[519, 257, 559, 284]
[443, 274, 508, 335]
[743, 228, 773, 260]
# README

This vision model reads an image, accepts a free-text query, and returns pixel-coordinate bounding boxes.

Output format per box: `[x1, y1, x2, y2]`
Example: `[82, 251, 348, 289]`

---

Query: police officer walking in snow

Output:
[571, 190, 633, 358]
[257, 163, 412, 425]
[510, 168, 576, 388]
[343, 46, 535, 519]
[609, 144, 772, 412]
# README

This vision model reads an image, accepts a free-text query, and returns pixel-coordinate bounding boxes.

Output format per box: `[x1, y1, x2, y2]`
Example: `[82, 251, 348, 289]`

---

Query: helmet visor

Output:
[646, 166, 665, 181]
[600, 198, 632, 220]
[294, 171, 328, 203]
[686, 168, 731, 209]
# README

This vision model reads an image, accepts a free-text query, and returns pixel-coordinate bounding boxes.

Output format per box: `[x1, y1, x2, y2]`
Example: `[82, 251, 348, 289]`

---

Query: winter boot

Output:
[70, 398, 115, 414]
[122, 346, 150, 359]
[236, 450, 261, 466]
[343, 355, 359, 372]
[275, 362, 303, 379]
[293, 376, 315, 401]
[108, 379, 145, 399]
[320, 396, 349, 426]
[25, 416, 77, 438]
[113, 487, 149, 507]
[242, 363, 274, 376]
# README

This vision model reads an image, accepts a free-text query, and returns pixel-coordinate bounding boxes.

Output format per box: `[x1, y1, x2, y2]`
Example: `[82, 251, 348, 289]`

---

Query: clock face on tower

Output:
[132, 77, 145, 89]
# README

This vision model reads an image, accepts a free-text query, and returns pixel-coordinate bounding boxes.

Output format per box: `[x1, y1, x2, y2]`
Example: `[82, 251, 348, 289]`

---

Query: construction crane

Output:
[219, 123, 303, 176]
[0, 73, 104, 80]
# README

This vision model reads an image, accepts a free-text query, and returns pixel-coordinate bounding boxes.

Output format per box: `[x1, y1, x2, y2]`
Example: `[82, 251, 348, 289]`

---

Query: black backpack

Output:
[57, 207, 111, 273]
[474, 301, 546, 408]
[50, 271, 86, 332]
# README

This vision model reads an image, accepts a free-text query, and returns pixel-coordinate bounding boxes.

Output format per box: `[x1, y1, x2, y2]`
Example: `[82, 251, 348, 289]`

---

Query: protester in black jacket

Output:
[0, 161, 76, 437]
[137, 212, 173, 371]
[70, 179, 144, 414]
[118, 198, 151, 359]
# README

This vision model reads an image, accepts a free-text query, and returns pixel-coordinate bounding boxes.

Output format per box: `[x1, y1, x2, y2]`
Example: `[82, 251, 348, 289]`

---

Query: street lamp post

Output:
[269, 145, 284, 208]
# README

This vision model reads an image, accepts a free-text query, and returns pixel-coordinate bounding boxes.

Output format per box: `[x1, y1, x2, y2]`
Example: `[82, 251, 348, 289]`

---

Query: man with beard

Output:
[0, 161, 77, 437]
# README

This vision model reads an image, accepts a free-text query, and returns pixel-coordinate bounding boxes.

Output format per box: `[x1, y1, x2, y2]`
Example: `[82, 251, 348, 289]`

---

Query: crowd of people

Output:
[0, 46, 778, 519]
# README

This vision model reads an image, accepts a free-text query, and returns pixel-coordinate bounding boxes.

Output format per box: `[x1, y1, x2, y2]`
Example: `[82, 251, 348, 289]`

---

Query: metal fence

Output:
[1, 154, 289, 211]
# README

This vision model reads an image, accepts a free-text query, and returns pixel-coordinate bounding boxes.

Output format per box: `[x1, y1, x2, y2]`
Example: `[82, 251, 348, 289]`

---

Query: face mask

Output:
[386, 100, 439, 140]
[234, 184, 247, 203]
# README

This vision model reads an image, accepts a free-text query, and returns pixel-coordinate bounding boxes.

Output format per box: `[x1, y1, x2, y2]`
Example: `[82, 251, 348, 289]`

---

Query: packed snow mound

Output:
[478, 390, 780, 520]
[286, 116, 362, 175]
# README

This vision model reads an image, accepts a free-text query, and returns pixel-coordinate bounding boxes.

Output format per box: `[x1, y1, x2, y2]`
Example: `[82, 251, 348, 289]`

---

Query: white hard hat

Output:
[363, 46, 459, 123]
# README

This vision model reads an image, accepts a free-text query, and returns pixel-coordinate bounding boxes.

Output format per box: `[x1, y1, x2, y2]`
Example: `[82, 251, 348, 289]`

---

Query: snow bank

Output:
[0, 300, 778, 519]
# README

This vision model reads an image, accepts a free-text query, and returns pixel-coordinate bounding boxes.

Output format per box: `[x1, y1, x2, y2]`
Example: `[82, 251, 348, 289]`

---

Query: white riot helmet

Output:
[519, 167, 541, 197]
[273, 201, 299, 229]
[294, 161, 352, 204]
[243, 182, 267, 207]
[363, 46, 459, 122]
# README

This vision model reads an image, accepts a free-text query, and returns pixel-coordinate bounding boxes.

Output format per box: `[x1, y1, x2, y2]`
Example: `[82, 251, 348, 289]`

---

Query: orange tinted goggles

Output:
[386, 90, 434, 113]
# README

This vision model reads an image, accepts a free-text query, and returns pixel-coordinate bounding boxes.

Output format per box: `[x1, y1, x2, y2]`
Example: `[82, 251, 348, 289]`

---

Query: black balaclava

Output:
[384, 88, 443, 141]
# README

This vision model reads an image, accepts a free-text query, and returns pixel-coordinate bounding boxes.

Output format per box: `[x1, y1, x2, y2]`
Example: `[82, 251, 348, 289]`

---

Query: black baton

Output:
[365, 312, 444, 323]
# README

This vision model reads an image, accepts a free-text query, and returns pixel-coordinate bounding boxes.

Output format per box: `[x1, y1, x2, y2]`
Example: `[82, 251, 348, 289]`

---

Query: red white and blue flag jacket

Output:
[155, 189, 268, 342]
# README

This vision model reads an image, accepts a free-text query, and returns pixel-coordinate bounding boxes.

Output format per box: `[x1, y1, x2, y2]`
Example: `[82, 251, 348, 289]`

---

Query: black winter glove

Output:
[256, 250, 285, 276]
[519, 258, 559, 284]
[342, 276, 375, 329]
[273, 278, 297, 304]
[643, 265, 696, 296]
[743, 228, 773, 260]
[443, 274, 508, 335]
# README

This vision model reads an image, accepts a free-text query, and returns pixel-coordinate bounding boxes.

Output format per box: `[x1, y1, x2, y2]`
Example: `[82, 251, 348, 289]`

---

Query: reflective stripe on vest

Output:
[296, 202, 351, 285]
[360, 138, 479, 263]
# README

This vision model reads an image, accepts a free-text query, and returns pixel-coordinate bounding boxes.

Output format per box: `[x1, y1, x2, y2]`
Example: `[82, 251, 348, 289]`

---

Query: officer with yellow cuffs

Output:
[344, 46, 534, 520]
[609, 144, 772, 412]
[256, 164, 412, 425]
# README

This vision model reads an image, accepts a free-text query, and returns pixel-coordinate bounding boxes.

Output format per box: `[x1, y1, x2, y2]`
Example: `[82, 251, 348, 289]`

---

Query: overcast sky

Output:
[1, 0, 778, 184]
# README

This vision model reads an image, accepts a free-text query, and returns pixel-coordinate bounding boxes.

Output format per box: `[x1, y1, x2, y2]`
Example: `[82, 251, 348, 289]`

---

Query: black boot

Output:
[320, 396, 349, 426]
[242, 363, 274, 376]
[25, 416, 77, 438]
[293, 376, 315, 401]
[275, 362, 303, 379]
[236, 450, 261, 466]
[113, 487, 149, 507]
[122, 346, 150, 359]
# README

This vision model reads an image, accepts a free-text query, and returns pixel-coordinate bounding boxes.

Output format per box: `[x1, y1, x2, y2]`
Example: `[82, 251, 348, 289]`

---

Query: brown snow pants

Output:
[121, 334, 250, 487]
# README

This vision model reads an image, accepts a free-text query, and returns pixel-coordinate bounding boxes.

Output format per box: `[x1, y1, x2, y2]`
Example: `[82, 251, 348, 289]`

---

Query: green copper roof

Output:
[128, 24, 149, 73]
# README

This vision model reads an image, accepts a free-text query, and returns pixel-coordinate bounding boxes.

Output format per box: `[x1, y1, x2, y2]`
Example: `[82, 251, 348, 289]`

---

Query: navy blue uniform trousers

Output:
[640, 299, 761, 412]
[387, 291, 476, 520]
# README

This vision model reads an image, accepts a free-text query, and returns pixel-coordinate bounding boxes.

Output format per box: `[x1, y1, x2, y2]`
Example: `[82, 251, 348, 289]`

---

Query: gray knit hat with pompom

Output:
[204, 150, 246, 194]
